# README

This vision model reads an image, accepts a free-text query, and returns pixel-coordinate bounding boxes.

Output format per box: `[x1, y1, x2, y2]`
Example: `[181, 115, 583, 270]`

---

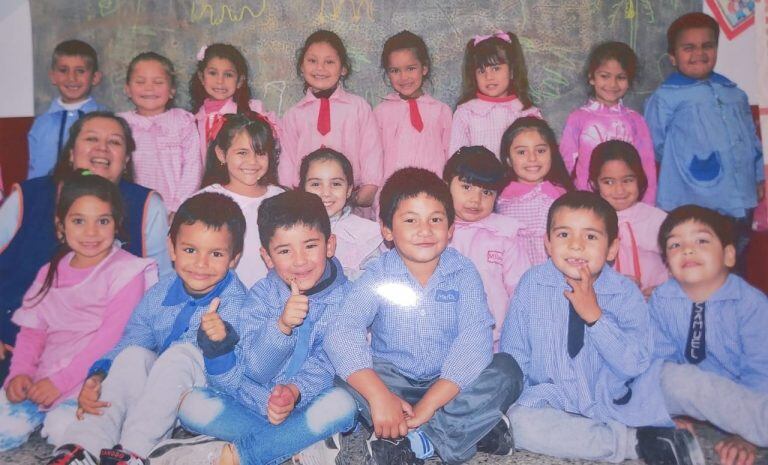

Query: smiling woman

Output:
[0, 112, 170, 367]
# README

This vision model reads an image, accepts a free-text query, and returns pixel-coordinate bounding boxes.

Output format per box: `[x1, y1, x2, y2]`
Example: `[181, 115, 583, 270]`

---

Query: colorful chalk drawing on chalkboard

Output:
[705, 0, 755, 39]
[190, 0, 266, 25]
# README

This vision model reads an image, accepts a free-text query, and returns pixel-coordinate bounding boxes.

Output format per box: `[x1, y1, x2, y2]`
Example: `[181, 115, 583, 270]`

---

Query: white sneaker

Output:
[147, 435, 226, 465]
[292, 434, 342, 465]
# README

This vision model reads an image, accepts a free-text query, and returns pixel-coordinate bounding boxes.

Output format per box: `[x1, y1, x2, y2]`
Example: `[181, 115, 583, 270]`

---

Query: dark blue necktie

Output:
[685, 302, 706, 364]
[567, 302, 585, 358]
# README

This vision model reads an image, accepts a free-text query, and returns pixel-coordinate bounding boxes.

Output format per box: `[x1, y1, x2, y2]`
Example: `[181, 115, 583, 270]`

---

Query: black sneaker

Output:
[477, 414, 514, 456]
[365, 435, 424, 465]
[47, 444, 98, 465]
[99, 445, 148, 465]
[636, 427, 705, 465]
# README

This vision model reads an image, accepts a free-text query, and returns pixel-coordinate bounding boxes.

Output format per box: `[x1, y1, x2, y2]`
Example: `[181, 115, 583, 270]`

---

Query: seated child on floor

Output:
[650, 205, 768, 465]
[500, 191, 704, 465]
[325, 167, 524, 465]
[47, 192, 248, 465]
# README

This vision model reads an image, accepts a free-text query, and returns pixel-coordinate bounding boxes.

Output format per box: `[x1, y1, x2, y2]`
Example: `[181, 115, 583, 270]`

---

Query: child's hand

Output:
[405, 400, 437, 429]
[27, 378, 61, 408]
[77, 374, 109, 419]
[714, 435, 756, 465]
[6, 374, 32, 403]
[370, 391, 412, 439]
[267, 384, 298, 425]
[757, 182, 765, 202]
[0, 342, 12, 361]
[200, 298, 226, 342]
[641, 285, 657, 300]
[278, 280, 309, 335]
[673, 416, 697, 435]
[564, 265, 602, 324]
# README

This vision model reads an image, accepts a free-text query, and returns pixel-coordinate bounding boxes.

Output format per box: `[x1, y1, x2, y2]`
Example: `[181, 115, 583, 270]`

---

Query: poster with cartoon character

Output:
[706, 0, 755, 38]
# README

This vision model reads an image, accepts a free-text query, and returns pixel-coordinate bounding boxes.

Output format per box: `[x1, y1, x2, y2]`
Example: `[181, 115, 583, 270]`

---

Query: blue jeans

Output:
[177, 387, 358, 465]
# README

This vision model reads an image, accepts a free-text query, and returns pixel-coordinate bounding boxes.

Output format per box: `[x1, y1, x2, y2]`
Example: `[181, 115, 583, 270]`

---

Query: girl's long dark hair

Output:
[190, 43, 252, 114]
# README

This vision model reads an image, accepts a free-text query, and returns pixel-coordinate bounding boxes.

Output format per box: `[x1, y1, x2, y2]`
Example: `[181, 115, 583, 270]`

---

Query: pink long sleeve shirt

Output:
[373, 92, 452, 180]
[450, 214, 531, 349]
[449, 96, 542, 158]
[496, 181, 566, 266]
[119, 108, 201, 212]
[614, 202, 668, 291]
[279, 86, 384, 189]
[6, 247, 157, 407]
[560, 100, 657, 204]
[330, 207, 384, 280]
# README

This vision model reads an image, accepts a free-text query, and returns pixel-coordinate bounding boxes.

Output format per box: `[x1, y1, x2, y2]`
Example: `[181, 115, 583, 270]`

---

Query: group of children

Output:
[0, 9, 765, 465]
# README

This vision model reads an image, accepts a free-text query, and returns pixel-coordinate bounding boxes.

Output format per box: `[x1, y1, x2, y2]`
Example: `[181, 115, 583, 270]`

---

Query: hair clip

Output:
[472, 31, 512, 46]
[80, 169, 94, 176]
[196, 45, 208, 61]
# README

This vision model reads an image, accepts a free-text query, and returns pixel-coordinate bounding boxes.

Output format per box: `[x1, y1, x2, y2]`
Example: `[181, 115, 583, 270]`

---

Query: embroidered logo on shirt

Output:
[435, 289, 459, 303]
[487, 250, 503, 265]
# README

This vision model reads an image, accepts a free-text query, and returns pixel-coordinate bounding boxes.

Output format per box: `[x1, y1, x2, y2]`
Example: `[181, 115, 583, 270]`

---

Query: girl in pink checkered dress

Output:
[496, 117, 574, 265]
[449, 31, 542, 159]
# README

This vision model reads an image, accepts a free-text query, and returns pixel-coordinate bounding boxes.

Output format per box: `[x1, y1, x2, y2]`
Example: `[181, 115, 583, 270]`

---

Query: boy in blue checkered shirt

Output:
[47, 193, 249, 465]
[325, 167, 523, 465]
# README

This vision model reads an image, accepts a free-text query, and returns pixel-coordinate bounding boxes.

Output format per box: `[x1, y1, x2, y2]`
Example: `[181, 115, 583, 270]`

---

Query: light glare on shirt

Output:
[375, 282, 419, 307]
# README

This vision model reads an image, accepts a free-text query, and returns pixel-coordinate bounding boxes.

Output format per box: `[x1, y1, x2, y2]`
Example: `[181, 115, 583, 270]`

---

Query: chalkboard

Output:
[30, 0, 700, 133]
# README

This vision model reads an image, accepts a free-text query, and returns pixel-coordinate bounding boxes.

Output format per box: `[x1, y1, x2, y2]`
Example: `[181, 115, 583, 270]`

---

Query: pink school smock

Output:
[560, 99, 657, 204]
[450, 214, 530, 349]
[331, 206, 384, 280]
[7, 247, 157, 406]
[614, 202, 668, 291]
[449, 94, 542, 158]
[279, 86, 384, 189]
[373, 92, 452, 180]
[496, 181, 566, 266]
[119, 108, 201, 212]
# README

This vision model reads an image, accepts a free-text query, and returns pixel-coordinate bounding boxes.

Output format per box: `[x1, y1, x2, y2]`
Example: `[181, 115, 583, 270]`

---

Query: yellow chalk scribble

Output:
[190, 0, 266, 26]
[315, 0, 374, 23]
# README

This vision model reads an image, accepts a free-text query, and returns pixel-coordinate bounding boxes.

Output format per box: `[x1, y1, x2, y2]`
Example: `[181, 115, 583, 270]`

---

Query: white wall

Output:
[0, 0, 33, 118]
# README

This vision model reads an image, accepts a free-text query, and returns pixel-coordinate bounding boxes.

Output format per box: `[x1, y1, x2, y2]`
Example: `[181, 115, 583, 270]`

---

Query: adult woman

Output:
[0, 112, 170, 370]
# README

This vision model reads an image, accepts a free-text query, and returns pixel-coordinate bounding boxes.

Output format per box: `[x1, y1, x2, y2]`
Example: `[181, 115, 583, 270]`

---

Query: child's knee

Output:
[40, 401, 78, 448]
[177, 388, 224, 429]
[304, 388, 357, 434]
[155, 343, 203, 367]
[0, 402, 44, 452]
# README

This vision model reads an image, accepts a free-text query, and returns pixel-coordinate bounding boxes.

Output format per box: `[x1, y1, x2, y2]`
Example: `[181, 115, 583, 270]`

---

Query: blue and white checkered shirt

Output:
[501, 260, 672, 427]
[325, 247, 493, 390]
[650, 274, 768, 393]
[207, 258, 350, 416]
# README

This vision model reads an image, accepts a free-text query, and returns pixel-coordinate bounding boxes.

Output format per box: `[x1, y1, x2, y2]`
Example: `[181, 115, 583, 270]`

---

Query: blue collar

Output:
[162, 270, 234, 306]
[663, 72, 735, 87]
[656, 273, 742, 302]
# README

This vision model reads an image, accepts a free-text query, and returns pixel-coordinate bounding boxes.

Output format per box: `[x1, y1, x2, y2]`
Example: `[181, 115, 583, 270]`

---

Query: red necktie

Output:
[205, 114, 224, 144]
[317, 98, 331, 135]
[408, 98, 424, 132]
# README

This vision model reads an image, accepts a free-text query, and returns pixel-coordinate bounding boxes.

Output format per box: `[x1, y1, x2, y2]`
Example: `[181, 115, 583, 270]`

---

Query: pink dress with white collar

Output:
[496, 181, 566, 265]
[450, 214, 530, 349]
[373, 92, 452, 180]
[560, 99, 657, 204]
[449, 94, 542, 158]
[614, 202, 668, 291]
[279, 86, 384, 189]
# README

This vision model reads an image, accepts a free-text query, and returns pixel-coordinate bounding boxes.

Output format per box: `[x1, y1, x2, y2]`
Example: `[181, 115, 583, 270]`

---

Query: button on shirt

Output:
[324, 247, 494, 390]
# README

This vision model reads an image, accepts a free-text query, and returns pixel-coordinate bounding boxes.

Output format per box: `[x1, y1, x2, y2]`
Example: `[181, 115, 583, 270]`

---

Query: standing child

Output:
[199, 113, 283, 288]
[645, 13, 764, 267]
[561, 41, 657, 203]
[450, 31, 541, 158]
[589, 140, 667, 297]
[496, 116, 574, 265]
[119, 52, 201, 213]
[501, 191, 704, 465]
[190, 43, 277, 167]
[374, 30, 452, 180]
[27, 40, 106, 179]
[325, 168, 523, 465]
[280, 30, 383, 211]
[651, 206, 768, 465]
[0, 171, 156, 452]
[301, 148, 383, 280]
[443, 146, 530, 349]
[47, 192, 248, 465]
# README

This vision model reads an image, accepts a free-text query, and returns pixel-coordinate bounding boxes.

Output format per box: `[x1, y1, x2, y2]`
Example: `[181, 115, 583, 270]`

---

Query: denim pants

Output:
[177, 386, 358, 465]
[60, 343, 207, 457]
[0, 389, 77, 451]
[661, 362, 768, 447]
[338, 352, 523, 465]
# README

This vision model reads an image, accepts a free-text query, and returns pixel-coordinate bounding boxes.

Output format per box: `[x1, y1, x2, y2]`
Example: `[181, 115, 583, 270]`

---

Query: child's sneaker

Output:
[47, 444, 98, 465]
[476, 414, 514, 456]
[365, 434, 423, 465]
[636, 427, 705, 465]
[99, 445, 148, 465]
[147, 435, 226, 465]
[292, 433, 344, 465]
